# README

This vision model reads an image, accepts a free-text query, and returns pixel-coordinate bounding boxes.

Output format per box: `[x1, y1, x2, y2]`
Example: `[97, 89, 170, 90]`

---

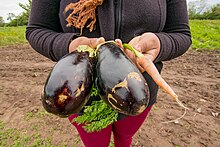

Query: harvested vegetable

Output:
[95, 42, 149, 116]
[41, 40, 188, 131]
[123, 44, 189, 111]
[42, 46, 96, 117]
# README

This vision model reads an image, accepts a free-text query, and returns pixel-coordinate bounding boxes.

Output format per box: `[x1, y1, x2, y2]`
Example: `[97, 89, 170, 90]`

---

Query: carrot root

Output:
[161, 106, 187, 124]
[123, 43, 189, 110]
[138, 56, 189, 110]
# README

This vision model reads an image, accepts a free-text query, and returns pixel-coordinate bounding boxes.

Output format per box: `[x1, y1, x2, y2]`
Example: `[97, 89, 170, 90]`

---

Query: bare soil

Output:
[0, 44, 219, 147]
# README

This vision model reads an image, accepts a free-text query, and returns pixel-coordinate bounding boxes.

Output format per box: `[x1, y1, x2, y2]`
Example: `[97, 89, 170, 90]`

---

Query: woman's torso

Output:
[59, 0, 167, 42]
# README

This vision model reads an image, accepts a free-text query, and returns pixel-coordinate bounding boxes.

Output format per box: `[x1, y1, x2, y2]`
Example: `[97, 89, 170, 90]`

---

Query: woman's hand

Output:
[123, 33, 161, 72]
[69, 37, 105, 52]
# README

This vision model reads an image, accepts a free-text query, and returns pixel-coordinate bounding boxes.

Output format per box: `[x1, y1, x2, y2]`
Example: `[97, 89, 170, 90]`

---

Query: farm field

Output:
[0, 20, 220, 49]
[0, 20, 220, 146]
[0, 44, 219, 147]
[0, 26, 27, 46]
[189, 20, 220, 50]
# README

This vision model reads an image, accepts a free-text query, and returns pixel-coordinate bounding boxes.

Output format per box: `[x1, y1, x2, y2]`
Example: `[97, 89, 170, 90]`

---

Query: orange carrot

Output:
[123, 44, 188, 110]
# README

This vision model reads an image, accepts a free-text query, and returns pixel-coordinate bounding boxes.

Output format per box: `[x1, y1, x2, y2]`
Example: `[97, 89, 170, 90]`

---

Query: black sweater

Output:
[26, 0, 191, 112]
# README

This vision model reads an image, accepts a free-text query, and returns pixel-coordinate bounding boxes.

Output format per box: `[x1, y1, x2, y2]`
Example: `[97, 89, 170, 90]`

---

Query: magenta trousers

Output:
[68, 106, 152, 147]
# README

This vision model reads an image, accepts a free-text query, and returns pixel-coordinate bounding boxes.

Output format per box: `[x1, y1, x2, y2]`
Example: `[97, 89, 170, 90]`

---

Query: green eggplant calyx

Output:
[77, 45, 96, 57]
[96, 40, 116, 51]
[123, 44, 144, 58]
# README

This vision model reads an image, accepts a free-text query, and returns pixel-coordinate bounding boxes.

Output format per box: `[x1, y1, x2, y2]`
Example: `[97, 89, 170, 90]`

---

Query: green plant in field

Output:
[73, 135, 80, 146]
[152, 105, 158, 111]
[25, 109, 50, 120]
[0, 26, 27, 46]
[189, 20, 220, 50]
[1, 20, 220, 50]
[0, 121, 69, 147]
[30, 124, 41, 131]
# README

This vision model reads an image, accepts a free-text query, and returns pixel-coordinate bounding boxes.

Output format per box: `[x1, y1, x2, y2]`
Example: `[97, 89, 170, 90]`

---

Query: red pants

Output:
[68, 106, 152, 147]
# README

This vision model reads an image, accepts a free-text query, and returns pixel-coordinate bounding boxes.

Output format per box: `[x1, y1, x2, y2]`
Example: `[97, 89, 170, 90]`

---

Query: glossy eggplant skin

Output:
[96, 42, 149, 116]
[42, 51, 94, 117]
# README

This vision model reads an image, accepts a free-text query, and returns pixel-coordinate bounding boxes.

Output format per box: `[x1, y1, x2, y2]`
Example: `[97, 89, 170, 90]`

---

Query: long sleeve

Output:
[154, 0, 192, 63]
[26, 0, 78, 61]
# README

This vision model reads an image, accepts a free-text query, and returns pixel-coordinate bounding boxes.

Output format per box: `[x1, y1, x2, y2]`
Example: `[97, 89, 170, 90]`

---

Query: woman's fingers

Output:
[69, 37, 105, 52]
[134, 33, 160, 62]
[129, 36, 141, 49]
[115, 39, 123, 49]
[89, 37, 105, 49]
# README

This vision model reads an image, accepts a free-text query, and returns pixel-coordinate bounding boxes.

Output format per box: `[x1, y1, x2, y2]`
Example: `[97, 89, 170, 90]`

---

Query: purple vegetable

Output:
[96, 42, 149, 116]
[42, 46, 95, 117]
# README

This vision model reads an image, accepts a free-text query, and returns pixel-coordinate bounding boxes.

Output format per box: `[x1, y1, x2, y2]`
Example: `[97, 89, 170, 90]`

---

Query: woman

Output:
[26, 0, 191, 146]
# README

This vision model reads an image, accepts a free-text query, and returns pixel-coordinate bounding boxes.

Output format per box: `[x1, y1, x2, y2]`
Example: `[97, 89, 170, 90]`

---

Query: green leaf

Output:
[73, 100, 118, 133]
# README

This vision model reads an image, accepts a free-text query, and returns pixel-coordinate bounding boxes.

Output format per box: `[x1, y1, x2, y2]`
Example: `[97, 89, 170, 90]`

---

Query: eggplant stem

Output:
[96, 40, 116, 52]
[122, 44, 143, 58]
[77, 45, 96, 57]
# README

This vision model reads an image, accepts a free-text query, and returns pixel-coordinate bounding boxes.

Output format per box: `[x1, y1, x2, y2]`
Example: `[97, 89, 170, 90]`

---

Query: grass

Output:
[0, 109, 72, 147]
[189, 20, 220, 50]
[0, 20, 220, 49]
[25, 109, 50, 120]
[0, 121, 60, 147]
[0, 26, 27, 46]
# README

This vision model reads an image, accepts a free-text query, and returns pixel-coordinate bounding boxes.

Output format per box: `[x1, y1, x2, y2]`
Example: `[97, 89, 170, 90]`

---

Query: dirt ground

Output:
[0, 44, 219, 147]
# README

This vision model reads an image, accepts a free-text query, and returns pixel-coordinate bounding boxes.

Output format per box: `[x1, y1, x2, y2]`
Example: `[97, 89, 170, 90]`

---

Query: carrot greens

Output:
[72, 86, 118, 133]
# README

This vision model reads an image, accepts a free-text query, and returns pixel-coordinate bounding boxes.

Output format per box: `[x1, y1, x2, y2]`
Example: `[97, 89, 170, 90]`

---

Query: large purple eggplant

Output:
[42, 46, 95, 117]
[96, 42, 149, 116]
